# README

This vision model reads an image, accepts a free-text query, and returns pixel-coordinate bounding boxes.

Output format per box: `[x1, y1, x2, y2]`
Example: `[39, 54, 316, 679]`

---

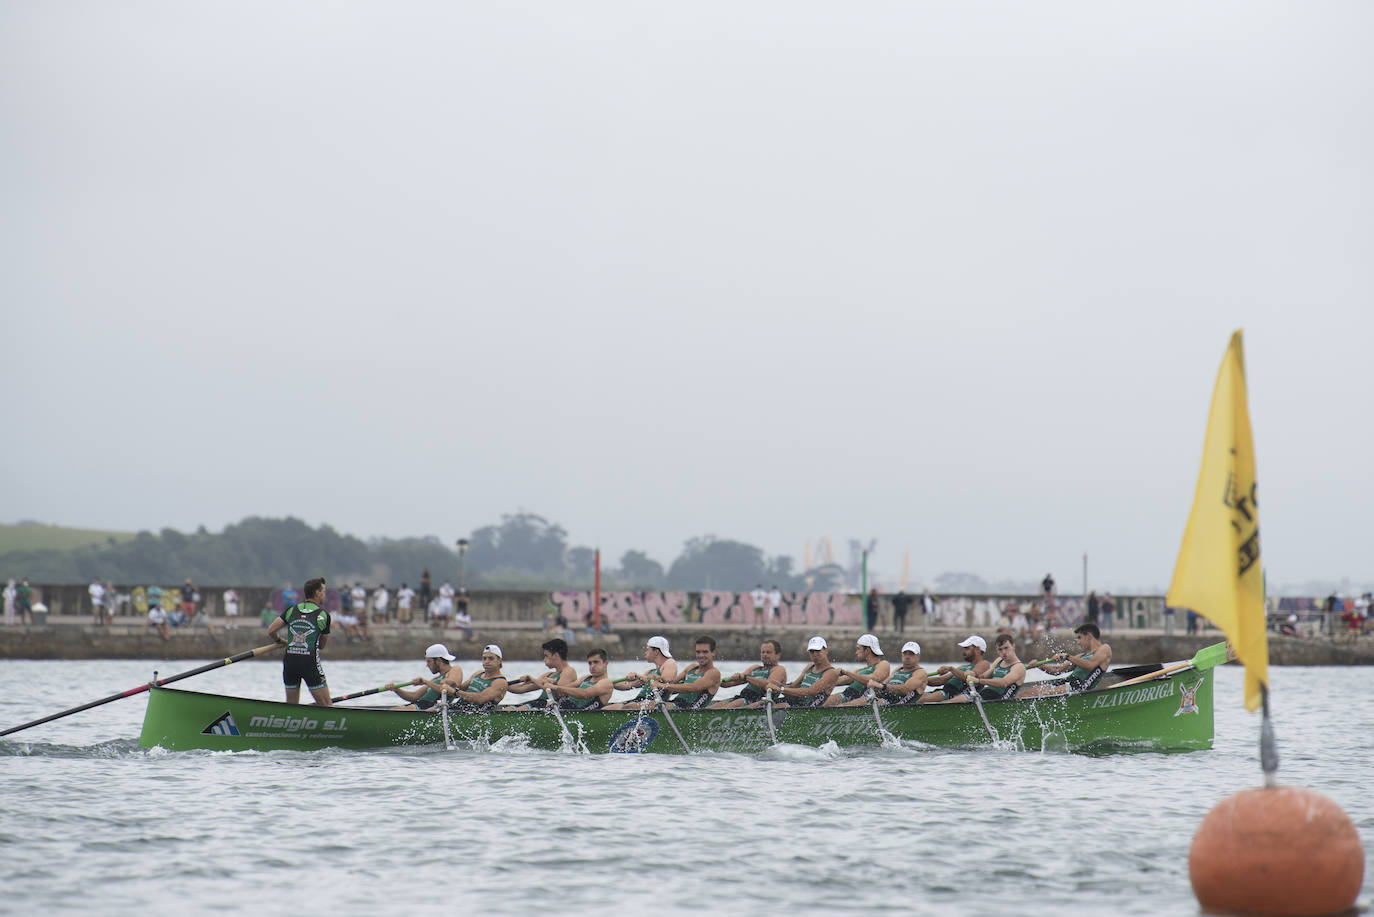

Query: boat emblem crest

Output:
[1174, 679, 1203, 717]
[202, 711, 241, 736]
[609, 717, 659, 753]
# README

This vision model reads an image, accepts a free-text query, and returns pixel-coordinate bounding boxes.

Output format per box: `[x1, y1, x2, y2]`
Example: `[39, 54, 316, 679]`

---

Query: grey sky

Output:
[3, 3, 1370, 592]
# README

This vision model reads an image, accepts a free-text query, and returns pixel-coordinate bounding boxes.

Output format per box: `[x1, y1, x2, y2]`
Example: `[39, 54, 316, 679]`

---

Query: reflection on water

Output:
[0, 660, 1369, 915]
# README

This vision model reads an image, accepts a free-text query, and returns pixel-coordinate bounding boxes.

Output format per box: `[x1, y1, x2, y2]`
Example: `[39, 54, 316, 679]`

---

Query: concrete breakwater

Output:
[1, 619, 1370, 665]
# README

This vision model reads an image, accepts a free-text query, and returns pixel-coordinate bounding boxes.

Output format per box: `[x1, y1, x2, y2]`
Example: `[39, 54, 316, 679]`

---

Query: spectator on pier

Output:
[372, 584, 390, 626]
[3, 579, 15, 625]
[435, 581, 455, 630]
[1101, 592, 1116, 632]
[350, 583, 367, 623]
[396, 583, 416, 625]
[892, 590, 912, 633]
[16, 579, 34, 625]
[1280, 614, 1300, 637]
[1086, 591, 1100, 627]
[89, 577, 107, 626]
[223, 588, 240, 630]
[418, 568, 432, 611]
[148, 602, 171, 641]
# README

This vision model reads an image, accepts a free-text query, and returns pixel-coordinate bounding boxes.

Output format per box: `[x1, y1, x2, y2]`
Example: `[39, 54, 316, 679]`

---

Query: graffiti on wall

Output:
[546, 591, 864, 626]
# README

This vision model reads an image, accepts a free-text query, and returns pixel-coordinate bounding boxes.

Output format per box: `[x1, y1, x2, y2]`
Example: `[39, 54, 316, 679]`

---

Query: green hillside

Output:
[0, 522, 136, 554]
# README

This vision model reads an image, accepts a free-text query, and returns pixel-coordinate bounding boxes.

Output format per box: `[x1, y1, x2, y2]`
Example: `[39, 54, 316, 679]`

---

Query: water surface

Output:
[1, 658, 1369, 915]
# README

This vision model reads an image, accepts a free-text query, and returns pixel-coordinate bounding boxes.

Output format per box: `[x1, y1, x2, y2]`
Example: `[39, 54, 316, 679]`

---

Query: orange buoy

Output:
[1190, 785, 1365, 916]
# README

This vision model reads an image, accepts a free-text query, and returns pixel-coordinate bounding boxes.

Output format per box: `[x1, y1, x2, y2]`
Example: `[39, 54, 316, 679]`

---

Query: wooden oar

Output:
[0, 642, 284, 738]
[1110, 642, 1230, 689]
[331, 683, 408, 703]
[653, 688, 692, 754]
[762, 694, 780, 746]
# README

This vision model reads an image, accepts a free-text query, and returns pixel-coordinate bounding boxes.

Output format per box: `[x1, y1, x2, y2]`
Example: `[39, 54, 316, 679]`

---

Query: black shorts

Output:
[282, 653, 326, 691]
[878, 688, 918, 706]
[940, 682, 970, 700]
[1067, 668, 1104, 693]
[738, 686, 765, 704]
[977, 684, 1020, 702]
[672, 692, 714, 710]
[842, 684, 867, 702]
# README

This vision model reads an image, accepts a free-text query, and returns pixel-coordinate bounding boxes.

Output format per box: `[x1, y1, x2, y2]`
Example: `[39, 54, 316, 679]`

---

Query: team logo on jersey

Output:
[1174, 679, 1203, 716]
[202, 711, 241, 736]
[609, 717, 660, 753]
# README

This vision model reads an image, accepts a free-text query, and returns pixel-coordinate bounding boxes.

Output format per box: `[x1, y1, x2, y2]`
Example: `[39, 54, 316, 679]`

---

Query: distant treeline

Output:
[0, 513, 836, 592]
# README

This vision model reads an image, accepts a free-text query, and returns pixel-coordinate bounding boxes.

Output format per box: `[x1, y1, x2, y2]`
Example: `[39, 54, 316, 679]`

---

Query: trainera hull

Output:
[138, 666, 1213, 754]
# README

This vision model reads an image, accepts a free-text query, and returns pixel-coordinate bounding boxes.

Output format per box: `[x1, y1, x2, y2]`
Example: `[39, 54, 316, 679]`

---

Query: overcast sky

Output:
[3, 3, 1370, 592]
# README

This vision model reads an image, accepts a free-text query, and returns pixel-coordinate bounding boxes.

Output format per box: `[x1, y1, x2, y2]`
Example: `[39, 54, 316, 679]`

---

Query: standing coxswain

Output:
[267, 577, 333, 706]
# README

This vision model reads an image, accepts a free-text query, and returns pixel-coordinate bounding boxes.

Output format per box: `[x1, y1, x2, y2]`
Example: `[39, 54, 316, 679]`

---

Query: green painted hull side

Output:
[139, 667, 1212, 754]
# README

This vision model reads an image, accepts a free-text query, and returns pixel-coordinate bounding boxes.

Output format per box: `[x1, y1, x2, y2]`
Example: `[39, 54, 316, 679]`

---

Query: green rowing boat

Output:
[138, 665, 1213, 754]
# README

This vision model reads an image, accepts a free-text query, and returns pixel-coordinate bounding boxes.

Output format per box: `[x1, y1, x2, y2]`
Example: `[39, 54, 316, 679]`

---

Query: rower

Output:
[386, 643, 465, 711]
[606, 635, 679, 710]
[961, 634, 1026, 702]
[874, 641, 927, 705]
[449, 644, 508, 713]
[652, 635, 721, 710]
[505, 638, 578, 708]
[826, 633, 892, 706]
[1023, 623, 1112, 696]
[917, 635, 992, 703]
[544, 648, 615, 711]
[776, 636, 841, 708]
[710, 639, 786, 708]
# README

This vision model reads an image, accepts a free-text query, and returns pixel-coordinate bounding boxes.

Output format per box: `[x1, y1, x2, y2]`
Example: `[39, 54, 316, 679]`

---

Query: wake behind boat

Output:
[138, 664, 1213, 754]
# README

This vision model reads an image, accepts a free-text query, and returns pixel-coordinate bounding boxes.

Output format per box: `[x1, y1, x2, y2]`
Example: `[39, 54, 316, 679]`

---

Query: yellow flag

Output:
[1167, 330, 1268, 711]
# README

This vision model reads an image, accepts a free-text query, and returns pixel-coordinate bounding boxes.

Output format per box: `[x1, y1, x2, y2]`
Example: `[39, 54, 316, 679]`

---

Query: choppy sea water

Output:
[0, 657, 1369, 916]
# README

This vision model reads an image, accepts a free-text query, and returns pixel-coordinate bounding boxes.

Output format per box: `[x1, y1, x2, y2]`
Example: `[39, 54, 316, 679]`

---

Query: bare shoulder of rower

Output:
[659, 659, 679, 681]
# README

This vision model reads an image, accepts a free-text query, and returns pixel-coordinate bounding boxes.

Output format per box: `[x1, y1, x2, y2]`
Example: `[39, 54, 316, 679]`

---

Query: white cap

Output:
[646, 635, 673, 659]
[957, 635, 987, 652]
[901, 641, 922, 655]
[857, 633, 884, 655]
[482, 644, 503, 658]
[807, 636, 828, 651]
[425, 643, 456, 662]
[1287, 614, 1297, 623]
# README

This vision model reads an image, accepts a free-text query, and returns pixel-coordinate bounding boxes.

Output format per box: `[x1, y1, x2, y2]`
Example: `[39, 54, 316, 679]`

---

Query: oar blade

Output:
[1192, 641, 1230, 670]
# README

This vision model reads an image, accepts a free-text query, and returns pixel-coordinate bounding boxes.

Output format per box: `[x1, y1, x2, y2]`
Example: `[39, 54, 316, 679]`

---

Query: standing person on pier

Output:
[267, 577, 333, 706]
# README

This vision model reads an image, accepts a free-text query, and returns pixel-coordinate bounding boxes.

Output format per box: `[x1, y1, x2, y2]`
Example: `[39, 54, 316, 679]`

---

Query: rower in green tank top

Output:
[450, 645, 509, 713]
[386, 643, 464, 710]
[1026, 623, 1113, 696]
[547, 648, 615, 711]
[875, 641, 928, 705]
[778, 636, 841, 708]
[506, 638, 577, 708]
[605, 636, 679, 710]
[964, 634, 1027, 702]
[654, 635, 722, 710]
[918, 635, 993, 703]
[830, 633, 892, 706]
[710, 639, 787, 709]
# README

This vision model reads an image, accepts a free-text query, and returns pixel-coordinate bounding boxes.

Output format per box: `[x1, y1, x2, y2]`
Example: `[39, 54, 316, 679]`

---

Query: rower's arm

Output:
[504, 678, 541, 695]
[885, 671, 928, 696]
[550, 679, 606, 699]
[457, 677, 507, 705]
[267, 617, 286, 641]
[972, 664, 1025, 689]
[388, 680, 428, 702]
[781, 668, 839, 698]
[925, 670, 954, 686]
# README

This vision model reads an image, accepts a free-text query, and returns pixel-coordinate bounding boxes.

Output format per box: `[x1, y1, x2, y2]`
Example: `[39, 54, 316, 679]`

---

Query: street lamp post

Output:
[456, 538, 469, 591]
